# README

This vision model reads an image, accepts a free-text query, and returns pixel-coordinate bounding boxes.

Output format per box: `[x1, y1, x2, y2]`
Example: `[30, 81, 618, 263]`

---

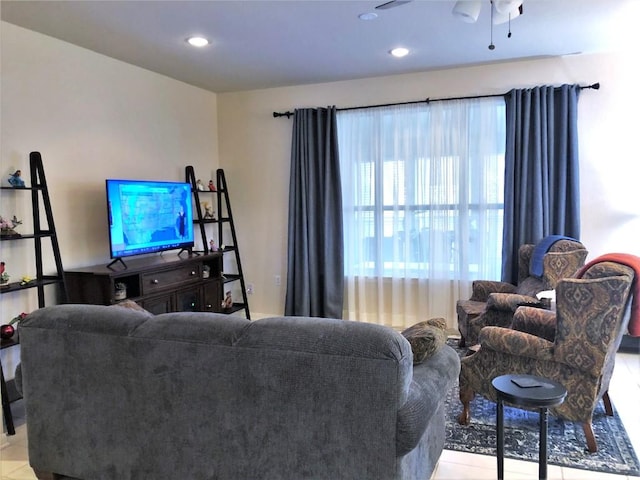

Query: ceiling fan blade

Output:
[375, 0, 412, 10]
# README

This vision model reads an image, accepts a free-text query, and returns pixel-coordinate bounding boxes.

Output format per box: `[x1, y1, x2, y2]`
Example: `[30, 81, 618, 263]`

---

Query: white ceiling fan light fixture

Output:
[493, 0, 522, 15]
[492, 4, 521, 25]
[452, 0, 482, 24]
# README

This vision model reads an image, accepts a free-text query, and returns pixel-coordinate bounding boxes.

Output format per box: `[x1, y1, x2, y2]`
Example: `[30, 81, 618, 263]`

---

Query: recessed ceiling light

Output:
[186, 36, 210, 47]
[390, 47, 409, 58]
[359, 12, 378, 20]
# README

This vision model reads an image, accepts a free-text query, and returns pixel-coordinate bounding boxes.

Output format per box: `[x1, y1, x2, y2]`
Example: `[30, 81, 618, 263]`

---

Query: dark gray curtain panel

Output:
[502, 84, 581, 284]
[285, 107, 344, 318]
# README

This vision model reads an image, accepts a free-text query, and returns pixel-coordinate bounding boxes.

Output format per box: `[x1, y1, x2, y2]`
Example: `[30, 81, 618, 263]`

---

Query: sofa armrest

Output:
[479, 326, 555, 362]
[396, 345, 460, 457]
[486, 293, 542, 312]
[14, 363, 22, 396]
[470, 281, 517, 302]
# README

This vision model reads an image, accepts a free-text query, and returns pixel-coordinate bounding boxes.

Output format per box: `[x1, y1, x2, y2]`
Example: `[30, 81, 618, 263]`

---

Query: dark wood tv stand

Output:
[64, 253, 224, 314]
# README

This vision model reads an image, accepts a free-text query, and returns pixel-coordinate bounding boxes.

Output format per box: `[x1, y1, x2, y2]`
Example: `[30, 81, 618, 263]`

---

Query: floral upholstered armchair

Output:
[457, 261, 635, 453]
[456, 238, 587, 347]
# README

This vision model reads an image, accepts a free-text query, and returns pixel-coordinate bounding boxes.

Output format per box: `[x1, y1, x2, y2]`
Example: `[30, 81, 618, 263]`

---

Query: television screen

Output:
[106, 179, 194, 259]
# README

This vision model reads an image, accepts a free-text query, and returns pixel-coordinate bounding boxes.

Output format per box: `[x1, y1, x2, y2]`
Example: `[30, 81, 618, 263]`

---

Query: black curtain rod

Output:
[272, 82, 600, 118]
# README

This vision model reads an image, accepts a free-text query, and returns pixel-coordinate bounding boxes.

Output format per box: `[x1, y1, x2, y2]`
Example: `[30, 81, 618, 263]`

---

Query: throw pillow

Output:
[401, 317, 448, 365]
[110, 299, 154, 317]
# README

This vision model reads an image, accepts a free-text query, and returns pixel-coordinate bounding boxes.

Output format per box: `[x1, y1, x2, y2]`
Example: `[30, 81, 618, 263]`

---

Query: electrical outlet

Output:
[275, 275, 281, 287]
[246, 283, 254, 295]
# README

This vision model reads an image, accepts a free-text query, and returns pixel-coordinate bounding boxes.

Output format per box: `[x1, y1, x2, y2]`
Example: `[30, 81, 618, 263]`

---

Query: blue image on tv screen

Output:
[106, 179, 194, 259]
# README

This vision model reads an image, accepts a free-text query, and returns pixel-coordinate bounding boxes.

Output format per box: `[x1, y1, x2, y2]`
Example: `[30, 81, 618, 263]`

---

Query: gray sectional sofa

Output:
[17, 304, 460, 480]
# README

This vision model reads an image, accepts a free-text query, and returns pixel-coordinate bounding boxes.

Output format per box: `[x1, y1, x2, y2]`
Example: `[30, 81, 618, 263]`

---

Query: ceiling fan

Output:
[375, 0, 412, 10]
[452, 0, 524, 50]
[452, 0, 524, 25]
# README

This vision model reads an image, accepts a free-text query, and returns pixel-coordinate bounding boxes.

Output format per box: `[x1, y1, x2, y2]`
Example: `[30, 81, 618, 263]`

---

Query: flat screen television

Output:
[106, 179, 194, 266]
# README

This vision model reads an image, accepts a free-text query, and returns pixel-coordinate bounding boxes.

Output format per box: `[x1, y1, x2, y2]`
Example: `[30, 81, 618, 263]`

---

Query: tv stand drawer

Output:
[142, 265, 201, 295]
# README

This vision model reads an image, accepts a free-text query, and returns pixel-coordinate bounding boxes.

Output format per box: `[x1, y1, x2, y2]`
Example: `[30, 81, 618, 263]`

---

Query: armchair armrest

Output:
[478, 326, 555, 362]
[512, 306, 557, 341]
[486, 293, 542, 312]
[470, 280, 517, 302]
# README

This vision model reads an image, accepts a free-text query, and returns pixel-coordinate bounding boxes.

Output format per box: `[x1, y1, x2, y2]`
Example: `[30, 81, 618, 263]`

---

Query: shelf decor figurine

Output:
[0, 261, 9, 285]
[0, 215, 22, 238]
[196, 179, 207, 191]
[114, 282, 127, 300]
[208, 180, 216, 191]
[222, 291, 233, 309]
[201, 202, 216, 220]
[0, 312, 27, 339]
[7, 170, 25, 188]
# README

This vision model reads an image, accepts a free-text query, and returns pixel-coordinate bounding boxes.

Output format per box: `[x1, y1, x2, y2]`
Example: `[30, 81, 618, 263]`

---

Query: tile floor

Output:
[1, 350, 639, 480]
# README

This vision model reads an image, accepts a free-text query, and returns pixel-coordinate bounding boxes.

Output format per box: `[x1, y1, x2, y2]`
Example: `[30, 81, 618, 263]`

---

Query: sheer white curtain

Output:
[337, 98, 505, 330]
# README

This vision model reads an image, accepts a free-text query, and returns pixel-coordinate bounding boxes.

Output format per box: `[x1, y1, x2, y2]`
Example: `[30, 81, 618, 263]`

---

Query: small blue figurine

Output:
[8, 170, 25, 188]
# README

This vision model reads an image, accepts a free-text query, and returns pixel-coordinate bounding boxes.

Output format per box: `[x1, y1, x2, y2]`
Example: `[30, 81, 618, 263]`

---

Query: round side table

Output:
[492, 374, 567, 480]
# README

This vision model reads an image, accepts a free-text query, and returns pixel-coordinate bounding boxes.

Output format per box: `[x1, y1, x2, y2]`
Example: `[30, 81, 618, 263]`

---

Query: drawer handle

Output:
[152, 279, 159, 284]
[206, 304, 212, 309]
[190, 271, 197, 276]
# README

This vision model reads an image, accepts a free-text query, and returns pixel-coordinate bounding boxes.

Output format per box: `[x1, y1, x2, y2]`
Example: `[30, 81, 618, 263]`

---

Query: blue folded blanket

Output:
[529, 235, 578, 277]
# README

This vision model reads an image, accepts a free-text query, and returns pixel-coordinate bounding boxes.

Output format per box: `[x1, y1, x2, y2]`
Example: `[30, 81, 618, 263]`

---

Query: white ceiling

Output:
[1, 0, 635, 93]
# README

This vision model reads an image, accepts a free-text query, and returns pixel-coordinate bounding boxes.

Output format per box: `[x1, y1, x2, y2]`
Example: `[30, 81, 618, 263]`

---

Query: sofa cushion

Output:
[401, 318, 448, 365]
[133, 312, 251, 345]
[21, 304, 149, 336]
[234, 315, 414, 406]
[235, 316, 410, 361]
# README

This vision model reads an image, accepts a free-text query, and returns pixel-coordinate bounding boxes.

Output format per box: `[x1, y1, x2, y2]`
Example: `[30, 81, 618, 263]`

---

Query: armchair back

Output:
[457, 238, 587, 347]
[554, 262, 634, 377]
[517, 239, 588, 292]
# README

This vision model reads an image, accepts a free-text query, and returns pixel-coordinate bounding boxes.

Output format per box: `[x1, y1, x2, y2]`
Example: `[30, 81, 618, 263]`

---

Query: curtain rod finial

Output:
[591, 82, 600, 90]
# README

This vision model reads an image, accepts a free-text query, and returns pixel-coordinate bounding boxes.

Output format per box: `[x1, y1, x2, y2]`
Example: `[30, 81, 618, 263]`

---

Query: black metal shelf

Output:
[0, 152, 67, 305]
[222, 273, 242, 284]
[193, 218, 232, 225]
[194, 219, 218, 225]
[221, 302, 247, 315]
[186, 166, 250, 319]
[0, 186, 44, 191]
[1, 232, 56, 241]
[1, 151, 68, 437]
[0, 276, 64, 295]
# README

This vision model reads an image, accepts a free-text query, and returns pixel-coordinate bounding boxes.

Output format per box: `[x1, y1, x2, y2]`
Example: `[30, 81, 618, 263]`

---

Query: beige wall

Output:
[0, 22, 218, 373]
[218, 51, 640, 318]
[2, 21, 639, 323]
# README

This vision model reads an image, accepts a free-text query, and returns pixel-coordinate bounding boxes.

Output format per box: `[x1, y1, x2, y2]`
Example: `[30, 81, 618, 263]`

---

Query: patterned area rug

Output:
[444, 338, 640, 476]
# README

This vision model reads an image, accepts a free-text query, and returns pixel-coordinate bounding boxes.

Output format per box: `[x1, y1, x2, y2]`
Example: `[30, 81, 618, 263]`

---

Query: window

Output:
[337, 98, 505, 281]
